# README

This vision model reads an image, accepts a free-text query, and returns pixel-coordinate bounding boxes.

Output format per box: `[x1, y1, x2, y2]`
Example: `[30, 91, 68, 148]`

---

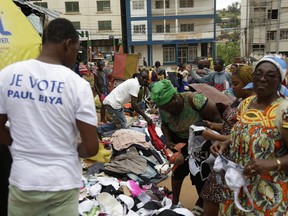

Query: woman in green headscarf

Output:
[150, 80, 221, 215]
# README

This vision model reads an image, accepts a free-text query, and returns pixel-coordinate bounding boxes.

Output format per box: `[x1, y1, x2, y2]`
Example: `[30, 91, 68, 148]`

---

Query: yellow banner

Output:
[0, 0, 41, 70]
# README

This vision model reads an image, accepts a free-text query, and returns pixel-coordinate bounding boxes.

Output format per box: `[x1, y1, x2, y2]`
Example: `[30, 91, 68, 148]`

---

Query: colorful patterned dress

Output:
[200, 102, 239, 203]
[220, 95, 288, 215]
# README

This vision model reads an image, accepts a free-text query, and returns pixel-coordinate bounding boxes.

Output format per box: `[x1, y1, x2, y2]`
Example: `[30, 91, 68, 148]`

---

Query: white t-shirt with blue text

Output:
[0, 59, 97, 191]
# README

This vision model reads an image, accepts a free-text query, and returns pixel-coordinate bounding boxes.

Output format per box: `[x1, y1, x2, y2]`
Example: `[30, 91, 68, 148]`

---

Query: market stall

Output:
[0, 0, 58, 70]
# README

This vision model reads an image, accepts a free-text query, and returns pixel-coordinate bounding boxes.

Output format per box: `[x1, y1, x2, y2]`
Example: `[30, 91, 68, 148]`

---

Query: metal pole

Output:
[276, 0, 281, 53]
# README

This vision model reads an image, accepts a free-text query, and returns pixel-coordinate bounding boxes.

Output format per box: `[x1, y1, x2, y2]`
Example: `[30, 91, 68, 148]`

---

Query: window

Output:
[280, 29, 288, 40]
[155, 0, 170, 9]
[34, 2, 48, 8]
[132, 0, 144, 9]
[267, 31, 277, 40]
[163, 47, 175, 63]
[180, 24, 194, 32]
[252, 44, 265, 55]
[98, 21, 112, 30]
[97, 1, 111, 12]
[253, 7, 266, 23]
[156, 25, 170, 33]
[72, 21, 81, 30]
[65, 2, 79, 13]
[133, 25, 146, 34]
[188, 46, 197, 62]
[268, 9, 278, 19]
[180, 0, 194, 8]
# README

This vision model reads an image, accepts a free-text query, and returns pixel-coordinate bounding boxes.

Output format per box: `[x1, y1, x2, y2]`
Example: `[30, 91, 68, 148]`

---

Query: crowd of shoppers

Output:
[1, 15, 288, 216]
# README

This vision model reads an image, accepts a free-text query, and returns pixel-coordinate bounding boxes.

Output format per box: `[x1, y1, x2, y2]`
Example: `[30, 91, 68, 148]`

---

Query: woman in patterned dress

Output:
[200, 65, 254, 216]
[211, 55, 288, 215]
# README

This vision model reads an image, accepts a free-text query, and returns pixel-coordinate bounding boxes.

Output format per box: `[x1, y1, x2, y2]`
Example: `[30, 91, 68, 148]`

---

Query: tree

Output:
[216, 41, 240, 65]
[216, 14, 222, 23]
[227, 2, 240, 13]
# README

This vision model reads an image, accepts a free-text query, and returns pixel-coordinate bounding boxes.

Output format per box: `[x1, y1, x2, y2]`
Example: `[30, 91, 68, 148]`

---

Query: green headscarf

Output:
[150, 80, 178, 106]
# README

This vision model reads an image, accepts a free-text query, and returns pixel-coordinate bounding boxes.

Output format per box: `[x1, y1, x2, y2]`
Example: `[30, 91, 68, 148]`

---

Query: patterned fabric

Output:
[222, 103, 239, 135]
[220, 95, 288, 216]
[200, 170, 226, 203]
[160, 92, 207, 139]
[283, 106, 288, 129]
[200, 105, 238, 204]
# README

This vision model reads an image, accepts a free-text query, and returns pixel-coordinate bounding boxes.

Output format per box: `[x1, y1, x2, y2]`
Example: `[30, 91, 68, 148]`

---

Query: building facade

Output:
[31, 0, 122, 62]
[241, 0, 288, 59]
[124, 0, 217, 66]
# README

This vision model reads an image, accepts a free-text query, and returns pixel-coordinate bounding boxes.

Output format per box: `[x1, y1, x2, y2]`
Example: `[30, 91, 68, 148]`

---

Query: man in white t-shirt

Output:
[0, 18, 99, 216]
[98, 70, 153, 136]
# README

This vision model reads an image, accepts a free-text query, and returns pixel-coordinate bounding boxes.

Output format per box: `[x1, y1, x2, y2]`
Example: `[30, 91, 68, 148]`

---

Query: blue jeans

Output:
[98, 105, 127, 134]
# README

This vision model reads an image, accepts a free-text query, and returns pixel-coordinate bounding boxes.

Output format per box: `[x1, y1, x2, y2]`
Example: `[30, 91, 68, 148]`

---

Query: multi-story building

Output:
[29, 0, 216, 65]
[31, 0, 122, 61]
[241, 0, 288, 59]
[123, 0, 217, 66]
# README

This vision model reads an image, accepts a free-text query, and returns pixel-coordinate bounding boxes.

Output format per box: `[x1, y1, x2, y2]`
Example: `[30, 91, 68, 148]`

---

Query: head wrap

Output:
[150, 80, 178, 106]
[242, 82, 253, 90]
[254, 55, 287, 81]
[238, 65, 253, 85]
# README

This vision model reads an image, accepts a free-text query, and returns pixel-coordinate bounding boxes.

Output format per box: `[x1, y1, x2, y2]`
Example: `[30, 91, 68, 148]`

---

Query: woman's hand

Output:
[167, 141, 176, 152]
[244, 159, 277, 178]
[210, 140, 229, 156]
[144, 116, 153, 125]
[203, 120, 213, 129]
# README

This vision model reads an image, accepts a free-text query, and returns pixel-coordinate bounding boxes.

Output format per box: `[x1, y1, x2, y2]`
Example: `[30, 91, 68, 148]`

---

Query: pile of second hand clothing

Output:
[78, 128, 194, 215]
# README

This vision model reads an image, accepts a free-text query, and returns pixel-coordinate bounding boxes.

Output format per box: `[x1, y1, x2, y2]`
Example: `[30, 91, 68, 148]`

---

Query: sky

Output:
[216, 0, 240, 10]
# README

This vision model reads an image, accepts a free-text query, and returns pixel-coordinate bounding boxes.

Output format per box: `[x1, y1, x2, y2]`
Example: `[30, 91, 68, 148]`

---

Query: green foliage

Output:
[216, 14, 222, 23]
[217, 2, 240, 28]
[227, 2, 240, 13]
[216, 41, 240, 65]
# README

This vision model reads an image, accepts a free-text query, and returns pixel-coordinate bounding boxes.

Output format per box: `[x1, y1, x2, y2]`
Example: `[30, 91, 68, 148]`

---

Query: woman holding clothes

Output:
[150, 79, 221, 215]
[200, 65, 254, 215]
[211, 55, 288, 215]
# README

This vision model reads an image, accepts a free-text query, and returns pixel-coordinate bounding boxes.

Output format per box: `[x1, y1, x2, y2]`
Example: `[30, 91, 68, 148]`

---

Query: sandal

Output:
[191, 206, 204, 216]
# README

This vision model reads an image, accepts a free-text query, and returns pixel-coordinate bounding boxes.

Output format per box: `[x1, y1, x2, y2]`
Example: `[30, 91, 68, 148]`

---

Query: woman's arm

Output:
[277, 127, 288, 171]
[203, 120, 223, 132]
[243, 127, 288, 178]
[161, 121, 176, 151]
[202, 129, 229, 142]
[189, 94, 222, 123]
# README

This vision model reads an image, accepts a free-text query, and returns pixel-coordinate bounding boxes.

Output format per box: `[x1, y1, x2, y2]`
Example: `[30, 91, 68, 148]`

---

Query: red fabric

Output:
[213, 83, 225, 92]
[112, 54, 126, 78]
[147, 123, 170, 160]
[100, 94, 106, 102]
[168, 143, 187, 172]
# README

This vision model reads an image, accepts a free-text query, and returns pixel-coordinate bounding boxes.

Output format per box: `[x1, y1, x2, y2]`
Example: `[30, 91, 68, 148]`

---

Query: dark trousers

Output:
[0, 145, 12, 216]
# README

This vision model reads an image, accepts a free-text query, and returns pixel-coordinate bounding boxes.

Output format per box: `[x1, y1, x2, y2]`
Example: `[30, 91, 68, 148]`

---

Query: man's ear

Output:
[63, 39, 72, 52]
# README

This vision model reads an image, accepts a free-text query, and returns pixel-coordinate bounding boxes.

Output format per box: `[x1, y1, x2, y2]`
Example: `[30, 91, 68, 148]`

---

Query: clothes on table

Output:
[104, 146, 147, 175]
[79, 174, 191, 216]
[111, 129, 151, 151]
